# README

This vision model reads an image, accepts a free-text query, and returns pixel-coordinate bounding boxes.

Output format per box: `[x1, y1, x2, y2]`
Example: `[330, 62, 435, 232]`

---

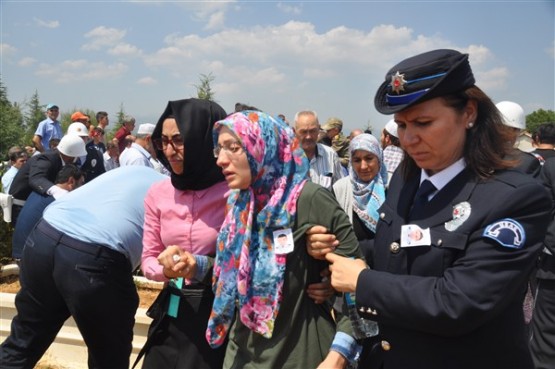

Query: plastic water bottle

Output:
[345, 292, 379, 339]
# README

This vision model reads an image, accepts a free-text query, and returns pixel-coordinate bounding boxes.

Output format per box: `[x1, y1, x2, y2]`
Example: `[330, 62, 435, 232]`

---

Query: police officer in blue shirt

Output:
[311, 49, 551, 369]
[0, 166, 166, 369]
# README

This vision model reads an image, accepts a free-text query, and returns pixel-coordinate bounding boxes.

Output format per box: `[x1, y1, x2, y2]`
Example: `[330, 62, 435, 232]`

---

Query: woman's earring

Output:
[467, 122, 474, 128]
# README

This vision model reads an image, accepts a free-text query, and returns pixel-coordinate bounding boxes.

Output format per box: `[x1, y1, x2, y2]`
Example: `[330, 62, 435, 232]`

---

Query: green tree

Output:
[0, 78, 25, 164]
[107, 103, 126, 140]
[24, 90, 45, 141]
[194, 72, 216, 101]
[0, 77, 22, 263]
[526, 109, 555, 133]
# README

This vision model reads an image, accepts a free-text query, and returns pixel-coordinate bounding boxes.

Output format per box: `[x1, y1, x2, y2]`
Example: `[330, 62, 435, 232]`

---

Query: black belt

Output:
[37, 219, 128, 263]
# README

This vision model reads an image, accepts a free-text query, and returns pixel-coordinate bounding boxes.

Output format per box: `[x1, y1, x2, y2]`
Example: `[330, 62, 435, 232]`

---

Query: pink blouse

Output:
[141, 179, 228, 282]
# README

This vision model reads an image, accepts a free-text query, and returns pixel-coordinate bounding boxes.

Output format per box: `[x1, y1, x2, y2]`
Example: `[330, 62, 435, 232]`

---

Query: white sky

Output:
[2, 1, 554, 134]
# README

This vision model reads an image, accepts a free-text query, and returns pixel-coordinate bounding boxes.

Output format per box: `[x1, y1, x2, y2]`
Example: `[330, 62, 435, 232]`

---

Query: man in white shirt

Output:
[2, 147, 28, 194]
[119, 123, 155, 168]
[294, 110, 345, 190]
[103, 142, 120, 171]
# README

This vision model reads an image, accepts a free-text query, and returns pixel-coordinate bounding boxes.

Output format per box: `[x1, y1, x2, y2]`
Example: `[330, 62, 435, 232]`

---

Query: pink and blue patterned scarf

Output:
[206, 111, 309, 348]
[349, 133, 387, 232]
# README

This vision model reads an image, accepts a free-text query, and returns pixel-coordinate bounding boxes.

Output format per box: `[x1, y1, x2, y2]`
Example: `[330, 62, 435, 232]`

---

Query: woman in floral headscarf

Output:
[208, 111, 363, 368]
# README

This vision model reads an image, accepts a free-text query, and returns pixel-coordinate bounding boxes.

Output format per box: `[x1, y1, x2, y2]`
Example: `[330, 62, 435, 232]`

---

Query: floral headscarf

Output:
[349, 133, 387, 232]
[206, 111, 309, 348]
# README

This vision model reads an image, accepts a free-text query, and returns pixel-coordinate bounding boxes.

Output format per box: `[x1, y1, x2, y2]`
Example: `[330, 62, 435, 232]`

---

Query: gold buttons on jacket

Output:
[390, 242, 400, 253]
[381, 340, 391, 351]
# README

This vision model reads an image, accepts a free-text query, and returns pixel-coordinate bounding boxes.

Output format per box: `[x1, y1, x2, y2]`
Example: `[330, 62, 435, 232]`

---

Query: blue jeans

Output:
[0, 219, 138, 369]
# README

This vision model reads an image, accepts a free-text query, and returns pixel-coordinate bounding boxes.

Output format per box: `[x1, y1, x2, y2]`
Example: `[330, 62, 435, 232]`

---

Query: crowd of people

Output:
[0, 48, 554, 369]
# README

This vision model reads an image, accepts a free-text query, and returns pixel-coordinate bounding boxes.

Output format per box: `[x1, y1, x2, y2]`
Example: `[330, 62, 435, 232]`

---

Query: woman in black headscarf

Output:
[139, 98, 228, 369]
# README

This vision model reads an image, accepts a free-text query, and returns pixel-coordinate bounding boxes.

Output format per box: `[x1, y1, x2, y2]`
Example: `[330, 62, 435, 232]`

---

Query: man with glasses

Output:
[33, 103, 63, 153]
[294, 110, 344, 190]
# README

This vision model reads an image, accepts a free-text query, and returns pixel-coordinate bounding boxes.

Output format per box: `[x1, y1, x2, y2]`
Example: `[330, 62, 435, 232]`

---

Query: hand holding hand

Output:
[158, 245, 197, 280]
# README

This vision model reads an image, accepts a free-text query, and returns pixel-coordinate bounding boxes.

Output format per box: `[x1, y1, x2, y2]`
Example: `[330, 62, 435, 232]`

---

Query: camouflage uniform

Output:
[323, 117, 350, 168]
[332, 132, 349, 168]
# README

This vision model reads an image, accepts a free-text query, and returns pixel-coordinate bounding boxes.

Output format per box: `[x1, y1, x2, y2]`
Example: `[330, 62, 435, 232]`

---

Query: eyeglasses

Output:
[213, 141, 243, 158]
[153, 134, 184, 151]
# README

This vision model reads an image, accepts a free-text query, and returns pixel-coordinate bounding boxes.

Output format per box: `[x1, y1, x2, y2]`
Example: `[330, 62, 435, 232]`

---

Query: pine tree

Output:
[194, 73, 216, 101]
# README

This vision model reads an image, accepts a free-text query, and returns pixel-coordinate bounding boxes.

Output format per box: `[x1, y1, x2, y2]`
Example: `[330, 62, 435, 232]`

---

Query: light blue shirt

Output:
[119, 143, 153, 168]
[34, 118, 62, 151]
[43, 166, 166, 270]
[2, 166, 19, 194]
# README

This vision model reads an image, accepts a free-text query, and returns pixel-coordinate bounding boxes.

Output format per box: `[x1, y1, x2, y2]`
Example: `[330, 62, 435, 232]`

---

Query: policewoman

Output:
[323, 49, 551, 369]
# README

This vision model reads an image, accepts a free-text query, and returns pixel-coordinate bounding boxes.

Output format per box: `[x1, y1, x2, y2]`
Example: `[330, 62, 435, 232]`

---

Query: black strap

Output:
[131, 287, 172, 369]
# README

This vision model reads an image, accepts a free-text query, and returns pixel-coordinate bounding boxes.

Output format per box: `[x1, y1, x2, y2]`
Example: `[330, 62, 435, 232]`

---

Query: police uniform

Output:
[8, 150, 65, 226]
[356, 167, 550, 369]
[529, 157, 555, 369]
[81, 140, 106, 182]
[355, 48, 552, 369]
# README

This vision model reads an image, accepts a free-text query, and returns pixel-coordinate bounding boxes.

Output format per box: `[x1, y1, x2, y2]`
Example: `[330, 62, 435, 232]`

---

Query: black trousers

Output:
[0, 219, 138, 369]
[529, 254, 555, 369]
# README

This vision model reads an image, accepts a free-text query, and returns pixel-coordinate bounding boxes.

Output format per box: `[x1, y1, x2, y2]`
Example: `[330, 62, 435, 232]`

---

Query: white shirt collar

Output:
[420, 158, 466, 193]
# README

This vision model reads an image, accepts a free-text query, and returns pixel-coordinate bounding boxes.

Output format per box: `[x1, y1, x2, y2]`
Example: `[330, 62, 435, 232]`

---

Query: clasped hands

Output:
[158, 245, 197, 280]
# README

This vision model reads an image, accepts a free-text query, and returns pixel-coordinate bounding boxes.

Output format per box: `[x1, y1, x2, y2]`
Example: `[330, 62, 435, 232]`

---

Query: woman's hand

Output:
[306, 225, 339, 260]
[317, 350, 348, 369]
[325, 253, 367, 293]
[157, 245, 197, 280]
[307, 268, 335, 304]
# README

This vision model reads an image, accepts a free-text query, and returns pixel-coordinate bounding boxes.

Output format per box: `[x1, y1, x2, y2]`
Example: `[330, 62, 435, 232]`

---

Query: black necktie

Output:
[410, 179, 436, 220]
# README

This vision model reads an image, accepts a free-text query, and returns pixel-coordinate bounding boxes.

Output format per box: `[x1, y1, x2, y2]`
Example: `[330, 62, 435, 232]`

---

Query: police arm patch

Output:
[482, 218, 526, 249]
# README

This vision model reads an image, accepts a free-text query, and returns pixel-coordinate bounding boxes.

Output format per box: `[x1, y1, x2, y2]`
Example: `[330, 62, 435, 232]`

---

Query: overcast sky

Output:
[2, 1, 554, 134]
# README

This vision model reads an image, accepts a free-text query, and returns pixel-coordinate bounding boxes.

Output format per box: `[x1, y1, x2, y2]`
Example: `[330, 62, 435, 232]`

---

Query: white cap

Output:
[67, 122, 89, 137]
[384, 119, 398, 138]
[137, 123, 156, 135]
[496, 101, 526, 130]
[57, 134, 87, 157]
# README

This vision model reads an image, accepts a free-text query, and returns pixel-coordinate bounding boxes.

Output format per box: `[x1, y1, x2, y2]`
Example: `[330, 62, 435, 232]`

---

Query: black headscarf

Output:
[153, 98, 227, 191]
